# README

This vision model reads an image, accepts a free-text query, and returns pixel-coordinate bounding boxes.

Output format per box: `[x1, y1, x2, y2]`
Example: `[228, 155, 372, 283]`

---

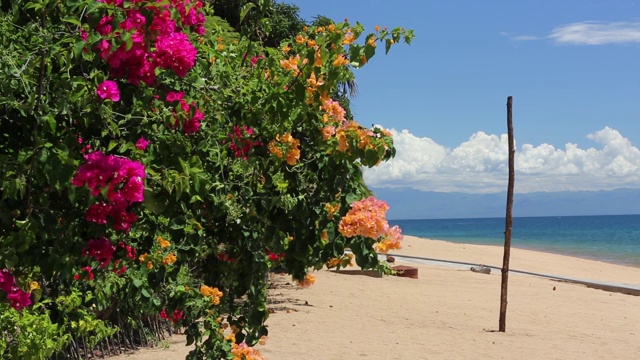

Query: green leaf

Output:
[141, 288, 151, 298]
[132, 278, 143, 287]
[143, 190, 168, 214]
[62, 17, 82, 27]
[39, 115, 56, 133]
[239, 3, 256, 24]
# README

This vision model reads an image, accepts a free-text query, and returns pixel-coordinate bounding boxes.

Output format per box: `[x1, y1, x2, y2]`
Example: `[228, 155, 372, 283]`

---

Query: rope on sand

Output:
[382, 252, 640, 296]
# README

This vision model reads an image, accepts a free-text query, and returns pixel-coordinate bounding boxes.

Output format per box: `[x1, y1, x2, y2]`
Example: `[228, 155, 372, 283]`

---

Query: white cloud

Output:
[363, 127, 640, 193]
[549, 21, 640, 45]
[511, 35, 540, 41]
[510, 21, 640, 45]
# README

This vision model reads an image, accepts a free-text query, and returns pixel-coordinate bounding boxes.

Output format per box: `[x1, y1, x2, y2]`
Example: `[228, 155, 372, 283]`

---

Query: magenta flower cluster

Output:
[71, 151, 146, 233]
[0, 269, 31, 311]
[94, 0, 203, 86]
[226, 125, 262, 160]
[166, 91, 204, 134]
[96, 80, 120, 101]
[82, 237, 117, 268]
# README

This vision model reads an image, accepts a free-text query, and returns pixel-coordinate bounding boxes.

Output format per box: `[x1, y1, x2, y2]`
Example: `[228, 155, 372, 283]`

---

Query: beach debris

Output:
[392, 265, 418, 279]
[470, 265, 491, 274]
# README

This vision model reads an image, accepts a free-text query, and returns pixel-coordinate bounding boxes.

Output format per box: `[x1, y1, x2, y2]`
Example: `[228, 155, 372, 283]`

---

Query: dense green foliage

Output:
[0, 0, 413, 358]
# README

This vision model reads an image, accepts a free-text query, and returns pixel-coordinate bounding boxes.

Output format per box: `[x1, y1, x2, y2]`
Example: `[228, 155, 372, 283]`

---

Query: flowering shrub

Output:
[0, 269, 31, 311]
[0, 0, 413, 358]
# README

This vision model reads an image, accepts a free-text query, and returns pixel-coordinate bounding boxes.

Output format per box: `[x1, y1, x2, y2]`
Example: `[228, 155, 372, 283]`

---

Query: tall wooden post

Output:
[499, 96, 515, 332]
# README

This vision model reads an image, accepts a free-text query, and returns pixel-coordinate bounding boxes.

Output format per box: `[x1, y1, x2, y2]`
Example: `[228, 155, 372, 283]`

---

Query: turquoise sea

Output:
[390, 215, 640, 268]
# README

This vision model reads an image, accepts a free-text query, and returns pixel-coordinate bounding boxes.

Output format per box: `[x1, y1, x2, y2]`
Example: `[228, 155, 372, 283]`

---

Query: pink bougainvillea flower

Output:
[183, 108, 203, 134]
[251, 55, 265, 67]
[6, 288, 31, 311]
[96, 80, 120, 102]
[85, 202, 112, 225]
[0, 269, 15, 293]
[95, 39, 112, 60]
[82, 237, 117, 268]
[166, 91, 185, 102]
[155, 32, 197, 77]
[121, 176, 145, 202]
[120, 9, 146, 31]
[72, 151, 146, 233]
[135, 136, 149, 150]
[96, 15, 113, 36]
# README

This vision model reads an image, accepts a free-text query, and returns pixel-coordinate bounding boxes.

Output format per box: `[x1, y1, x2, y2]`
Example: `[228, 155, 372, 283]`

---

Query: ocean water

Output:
[390, 215, 640, 268]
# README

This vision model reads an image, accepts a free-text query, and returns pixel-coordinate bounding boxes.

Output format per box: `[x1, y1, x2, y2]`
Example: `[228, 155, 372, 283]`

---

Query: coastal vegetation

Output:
[0, 0, 413, 358]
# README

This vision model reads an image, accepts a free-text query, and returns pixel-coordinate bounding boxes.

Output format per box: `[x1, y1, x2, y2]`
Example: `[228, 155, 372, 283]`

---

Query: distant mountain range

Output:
[370, 187, 640, 220]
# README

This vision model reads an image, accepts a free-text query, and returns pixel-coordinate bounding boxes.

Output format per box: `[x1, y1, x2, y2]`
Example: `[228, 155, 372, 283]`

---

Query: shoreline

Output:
[391, 215, 640, 268]
[398, 235, 640, 269]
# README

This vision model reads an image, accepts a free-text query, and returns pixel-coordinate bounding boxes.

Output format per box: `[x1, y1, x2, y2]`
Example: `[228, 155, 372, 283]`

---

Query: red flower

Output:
[74, 266, 95, 281]
[171, 309, 184, 324]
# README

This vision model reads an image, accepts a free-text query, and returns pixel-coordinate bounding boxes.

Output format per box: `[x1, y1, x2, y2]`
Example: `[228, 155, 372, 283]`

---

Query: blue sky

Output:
[293, 1, 640, 193]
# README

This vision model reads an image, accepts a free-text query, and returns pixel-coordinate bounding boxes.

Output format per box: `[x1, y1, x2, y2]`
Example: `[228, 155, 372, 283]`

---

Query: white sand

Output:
[111, 235, 640, 360]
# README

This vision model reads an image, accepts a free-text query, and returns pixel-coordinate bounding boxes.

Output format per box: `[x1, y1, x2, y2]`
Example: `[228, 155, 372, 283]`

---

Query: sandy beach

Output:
[111, 235, 640, 360]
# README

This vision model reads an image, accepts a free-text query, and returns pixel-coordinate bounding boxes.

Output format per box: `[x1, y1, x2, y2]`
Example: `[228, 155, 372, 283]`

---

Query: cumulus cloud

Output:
[510, 21, 640, 45]
[363, 127, 640, 193]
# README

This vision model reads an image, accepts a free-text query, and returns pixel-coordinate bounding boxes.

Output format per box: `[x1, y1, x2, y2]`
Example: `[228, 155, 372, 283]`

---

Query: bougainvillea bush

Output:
[0, 0, 413, 358]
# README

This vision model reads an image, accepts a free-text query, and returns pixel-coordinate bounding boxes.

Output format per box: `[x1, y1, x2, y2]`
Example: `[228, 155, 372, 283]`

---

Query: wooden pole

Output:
[499, 96, 515, 332]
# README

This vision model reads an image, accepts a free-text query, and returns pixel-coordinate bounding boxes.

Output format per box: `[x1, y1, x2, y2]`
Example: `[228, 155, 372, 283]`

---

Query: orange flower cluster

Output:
[342, 30, 355, 45]
[326, 253, 354, 269]
[333, 121, 375, 152]
[338, 196, 403, 254]
[306, 72, 324, 96]
[157, 236, 171, 248]
[200, 285, 223, 305]
[326, 257, 341, 268]
[162, 253, 177, 265]
[321, 125, 335, 140]
[338, 196, 389, 239]
[231, 343, 265, 360]
[321, 99, 346, 124]
[332, 54, 349, 67]
[297, 273, 315, 288]
[324, 202, 340, 218]
[268, 133, 301, 165]
[375, 225, 403, 253]
[279, 55, 300, 76]
[367, 36, 377, 47]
